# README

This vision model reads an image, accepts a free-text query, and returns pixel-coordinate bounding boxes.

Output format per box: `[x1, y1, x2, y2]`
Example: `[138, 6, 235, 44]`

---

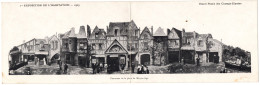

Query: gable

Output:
[48, 35, 60, 43]
[168, 29, 179, 39]
[105, 39, 128, 54]
[140, 27, 152, 39]
[89, 27, 106, 39]
[153, 27, 167, 36]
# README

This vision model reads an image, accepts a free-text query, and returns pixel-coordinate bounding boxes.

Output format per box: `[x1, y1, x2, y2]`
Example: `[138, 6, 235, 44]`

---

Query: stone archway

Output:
[50, 53, 60, 64]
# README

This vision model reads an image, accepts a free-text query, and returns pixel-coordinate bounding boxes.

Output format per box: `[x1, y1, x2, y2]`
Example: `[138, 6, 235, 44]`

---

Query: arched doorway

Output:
[51, 53, 60, 64]
[141, 54, 150, 66]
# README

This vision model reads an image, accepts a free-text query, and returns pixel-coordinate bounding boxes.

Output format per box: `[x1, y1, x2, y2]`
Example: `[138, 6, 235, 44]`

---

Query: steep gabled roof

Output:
[89, 26, 106, 39]
[172, 28, 182, 38]
[62, 30, 71, 39]
[153, 27, 167, 36]
[68, 27, 76, 37]
[48, 35, 60, 43]
[198, 34, 213, 39]
[107, 20, 138, 36]
[140, 26, 153, 39]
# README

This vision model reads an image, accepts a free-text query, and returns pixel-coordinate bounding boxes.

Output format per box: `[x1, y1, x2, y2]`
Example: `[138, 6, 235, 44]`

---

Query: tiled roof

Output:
[62, 30, 71, 39]
[68, 27, 76, 37]
[107, 20, 137, 36]
[89, 26, 106, 39]
[153, 27, 167, 36]
[172, 27, 182, 38]
[140, 27, 152, 37]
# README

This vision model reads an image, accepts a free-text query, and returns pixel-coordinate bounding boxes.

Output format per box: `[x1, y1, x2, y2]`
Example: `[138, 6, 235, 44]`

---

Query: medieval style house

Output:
[89, 26, 107, 68]
[105, 20, 140, 72]
[16, 39, 50, 65]
[181, 30, 197, 64]
[167, 28, 182, 63]
[10, 20, 226, 72]
[208, 38, 223, 63]
[47, 34, 61, 65]
[60, 28, 78, 66]
[137, 26, 153, 66]
[153, 27, 168, 65]
[194, 34, 212, 65]
[76, 26, 88, 67]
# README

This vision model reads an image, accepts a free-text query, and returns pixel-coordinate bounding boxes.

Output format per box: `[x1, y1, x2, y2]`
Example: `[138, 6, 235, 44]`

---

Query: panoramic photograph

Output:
[8, 20, 251, 75]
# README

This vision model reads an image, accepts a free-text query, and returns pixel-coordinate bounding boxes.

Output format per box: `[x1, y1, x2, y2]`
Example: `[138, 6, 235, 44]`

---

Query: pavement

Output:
[11, 62, 249, 75]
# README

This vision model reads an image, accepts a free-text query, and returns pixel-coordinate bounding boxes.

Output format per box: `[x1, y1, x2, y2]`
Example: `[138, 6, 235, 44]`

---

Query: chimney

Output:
[87, 25, 91, 38]
[167, 28, 170, 35]
[182, 28, 185, 37]
[79, 26, 87, 38]
[151, 26, 153, 36]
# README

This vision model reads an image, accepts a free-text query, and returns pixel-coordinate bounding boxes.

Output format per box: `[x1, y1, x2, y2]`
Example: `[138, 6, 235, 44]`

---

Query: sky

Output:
[2, 1, 257, 59]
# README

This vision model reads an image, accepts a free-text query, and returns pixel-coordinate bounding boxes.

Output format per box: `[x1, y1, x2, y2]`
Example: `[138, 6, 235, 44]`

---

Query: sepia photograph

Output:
[1, 0, 258, 83]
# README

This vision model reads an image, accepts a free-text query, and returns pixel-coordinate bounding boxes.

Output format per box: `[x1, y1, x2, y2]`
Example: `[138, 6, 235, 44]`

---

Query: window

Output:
[115, 29, 118, 36]
[95, 33, 98, 38]
[144, 42, 148, 50]
[143, 34, 148, 39]
[99, 44, 102, 50]
[84, 43, 88, 49]
[135, 30, 138, 36]
[51, 41, 54, 49]
[64, 43, 68, 48]
[54, 41, 58, 50]
[79, 43, 84, 49]
[40, 41, 44, 48]
[197, 40, 203, 47]
[208, 41, 214, 48]
[92, 44, 96, 50]
[135, 43, 138, 50]
[174, 40, 179, 45]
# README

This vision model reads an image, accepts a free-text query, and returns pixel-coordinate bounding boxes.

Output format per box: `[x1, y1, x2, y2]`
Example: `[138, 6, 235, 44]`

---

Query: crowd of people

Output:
[137, 65, 149, 74]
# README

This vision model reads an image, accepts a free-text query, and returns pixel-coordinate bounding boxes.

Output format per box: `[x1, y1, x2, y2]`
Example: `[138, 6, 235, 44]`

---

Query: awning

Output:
[94, 55, 106, 57]
[110, 54, 118, 57]
[35, 51, 48, 55]
[181, 47, 195, 50]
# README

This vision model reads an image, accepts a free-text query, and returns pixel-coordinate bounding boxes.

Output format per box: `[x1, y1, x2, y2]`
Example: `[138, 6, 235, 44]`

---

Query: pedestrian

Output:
[146, 66, 149, 74]
[196, 57, 200, 66]
[92, 63, 96, 74]
[131, 62, 135, 73]
[141, 65, 144, 74]
[137, 64, 141, 74]
[181, 58, 184, 65]
[99, 62, 103, 72]
[143, 65, 147, 74]
[64, 64, 68, 74]
[96, 62, 100, 73]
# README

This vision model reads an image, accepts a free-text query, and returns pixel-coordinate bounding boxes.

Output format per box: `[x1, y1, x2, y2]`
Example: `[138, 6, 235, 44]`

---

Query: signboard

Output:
[119, 57, 125, 64]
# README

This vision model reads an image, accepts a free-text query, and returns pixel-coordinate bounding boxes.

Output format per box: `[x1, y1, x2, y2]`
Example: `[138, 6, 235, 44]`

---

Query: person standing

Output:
[146, 66, 149, 74]
[141, 65, 144, 74]
[137, 64, 141, 74]
[143, 65, 147, 74]
[196, 57, 200, 66]
[131, 62, 135, 73]
[64, 64, 68, 74]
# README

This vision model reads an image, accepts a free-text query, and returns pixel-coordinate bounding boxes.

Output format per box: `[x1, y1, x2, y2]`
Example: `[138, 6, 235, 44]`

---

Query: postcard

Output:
[1, 0, 258, 83]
